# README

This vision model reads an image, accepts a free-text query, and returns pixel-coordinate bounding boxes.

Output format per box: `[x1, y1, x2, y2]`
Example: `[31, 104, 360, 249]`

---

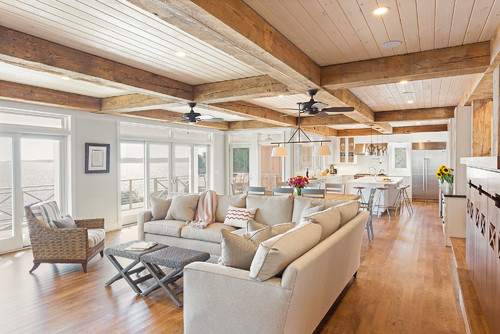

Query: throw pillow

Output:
[224, 206, 257, 228]
[215, 194, 247, 222]
[304, 207, 341, 241]
[300, 202, 325, 220]
[219, 227, 273, 270]
[53, 214, 77, 229]
[150, 196, 172, 220]
[247, 220, 295, 236]
[336, 201, 360, 227]
[166, 194, 200, 221]
[249, 222, 322, 281]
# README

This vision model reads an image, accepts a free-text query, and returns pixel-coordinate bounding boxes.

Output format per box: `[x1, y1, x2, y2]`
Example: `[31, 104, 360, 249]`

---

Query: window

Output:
[0, 109, 65, 128]
[394, 147, 407, 169]
[149, 143, 170, 198]
[120, 142, 145, 222]
[173, 145, 192, 193]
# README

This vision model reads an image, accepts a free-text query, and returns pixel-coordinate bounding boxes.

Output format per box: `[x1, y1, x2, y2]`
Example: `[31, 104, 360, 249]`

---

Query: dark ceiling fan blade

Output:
[315, 111, 328, 118]
[320, 107, 355, 113]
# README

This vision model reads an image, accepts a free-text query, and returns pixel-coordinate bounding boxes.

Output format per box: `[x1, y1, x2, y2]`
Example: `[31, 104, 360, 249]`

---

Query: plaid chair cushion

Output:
[88, 229, 105, 248]
[29, 200, 61, 228]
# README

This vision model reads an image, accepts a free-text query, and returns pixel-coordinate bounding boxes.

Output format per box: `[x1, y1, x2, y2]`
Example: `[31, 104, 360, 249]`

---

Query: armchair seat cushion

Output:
[144, 220, 187, 237]
[181, 223, 236, 243]
[88, 229, 105, 248]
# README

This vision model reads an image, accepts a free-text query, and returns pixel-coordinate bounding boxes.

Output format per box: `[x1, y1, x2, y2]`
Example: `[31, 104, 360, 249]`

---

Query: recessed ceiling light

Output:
[373, 6, 389, 15]
[278, 95, 284, 98]
[407, 100, 414, 104]
[175, 51, 187, 57]
[400, 80, 408, 84]
[381, 40, 402, 48]
[61, 75, 70, 80]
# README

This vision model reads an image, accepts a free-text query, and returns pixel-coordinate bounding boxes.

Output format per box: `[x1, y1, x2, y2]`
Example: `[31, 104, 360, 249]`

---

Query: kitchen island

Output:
[348, 176, 404, 215]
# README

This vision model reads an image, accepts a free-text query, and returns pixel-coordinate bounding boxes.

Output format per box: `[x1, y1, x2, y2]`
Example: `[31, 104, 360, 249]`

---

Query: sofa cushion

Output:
[166, 194, 200, 221]
[144, 220, 187, 237]
[337, 201, 360, 227]
[216, 194, 247, 223]
[304, 207, 341, 242]
[249, 222, 322, 281]
[247, 220, 295, 236]
[29, 200, 61, 228]
[300, 203, 325, 220]
[230, 228, 247, 236]
[291, 197, 346, 223]
[53, 214, 77, 229]
[246, 195, 293, 226]
[150, 196, 172, 220]
[181, 222, 237, 243]
[224, 206, 257, 228]
[219, 227, 273, 270]
[88, 229, 105, 248]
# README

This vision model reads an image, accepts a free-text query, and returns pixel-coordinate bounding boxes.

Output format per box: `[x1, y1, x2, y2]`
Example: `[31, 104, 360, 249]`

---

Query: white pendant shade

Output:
[271, 146, 287, 157]
[314, 144, 331, 156]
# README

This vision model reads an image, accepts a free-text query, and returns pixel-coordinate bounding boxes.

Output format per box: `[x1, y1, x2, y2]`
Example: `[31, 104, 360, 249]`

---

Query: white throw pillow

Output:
[300, 202, 325, 220]
[165, 194, 200, 221]
[150, 196, 172, 220]
[224, 205, 257, 228]
[249, 222, 322, 281]
[219, 227, 273, 270]
[304, 207, 341, 242]
[247, 220, 295, 236]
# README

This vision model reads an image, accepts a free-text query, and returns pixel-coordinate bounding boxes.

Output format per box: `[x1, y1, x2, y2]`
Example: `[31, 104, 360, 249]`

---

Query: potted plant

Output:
[436, 165, 453, 194]
[287, 175, 309, 196]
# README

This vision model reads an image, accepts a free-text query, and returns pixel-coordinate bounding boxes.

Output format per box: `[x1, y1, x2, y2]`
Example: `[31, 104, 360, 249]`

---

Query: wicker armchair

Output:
[25, 202, 105, 273]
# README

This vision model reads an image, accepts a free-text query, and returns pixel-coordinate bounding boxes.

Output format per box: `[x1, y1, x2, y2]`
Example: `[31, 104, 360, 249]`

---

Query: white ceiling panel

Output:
[330, 123, 369, 130]
[0, 62, 130, 98]
[246, 94, 311, 115]
[165, 105, 249, 122]
[0, 0, 262, 85]
[389, 119, 449, 127]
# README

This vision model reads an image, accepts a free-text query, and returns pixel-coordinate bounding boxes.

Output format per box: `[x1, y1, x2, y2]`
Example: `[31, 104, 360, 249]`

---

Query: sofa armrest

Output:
[184, 262, 292, 334]
[137, 210, 152, 240]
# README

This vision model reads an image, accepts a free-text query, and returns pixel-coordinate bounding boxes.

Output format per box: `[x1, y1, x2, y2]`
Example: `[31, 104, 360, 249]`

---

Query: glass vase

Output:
[295, 187, 302, 196]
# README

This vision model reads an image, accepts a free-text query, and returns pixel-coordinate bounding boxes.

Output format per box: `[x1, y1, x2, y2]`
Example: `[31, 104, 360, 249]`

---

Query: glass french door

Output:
[260, 145, 283, 191]
[0, 134, 64, 253]
[148, 143, 170, 198]
[120, 142, 145, 224]
[194, 145, 208, 193]
[230, 145, 251, 194]
[173, 145, 192, 194]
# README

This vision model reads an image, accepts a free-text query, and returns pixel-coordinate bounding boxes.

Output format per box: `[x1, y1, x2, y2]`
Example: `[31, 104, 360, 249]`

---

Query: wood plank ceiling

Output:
[0, 0, 498, 134]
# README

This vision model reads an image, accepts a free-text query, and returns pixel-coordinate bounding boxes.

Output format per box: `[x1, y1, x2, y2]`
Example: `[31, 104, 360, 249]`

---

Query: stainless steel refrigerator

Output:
[411, 142, 447, 201]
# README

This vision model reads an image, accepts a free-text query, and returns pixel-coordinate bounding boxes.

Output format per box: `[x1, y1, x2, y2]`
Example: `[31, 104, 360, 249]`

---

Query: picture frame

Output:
[85, 143, 110, 174]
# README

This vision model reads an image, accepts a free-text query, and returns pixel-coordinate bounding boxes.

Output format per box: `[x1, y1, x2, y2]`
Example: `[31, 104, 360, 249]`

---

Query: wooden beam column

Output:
[493, 66, 500, 155]
[472, 99, 492, 156]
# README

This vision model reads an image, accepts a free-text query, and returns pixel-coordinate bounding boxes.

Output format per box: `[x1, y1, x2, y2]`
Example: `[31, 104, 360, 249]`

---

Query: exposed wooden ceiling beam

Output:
[100, 94, 181, 112]
[374, 107, 456, 122]
[0, 26, 193, 100]
[299, 114, 371, 127]
[127, 0, 375, 123]
[327, 88, 374, 123]
[228, 120, 280, 130]
[372, 122, 393, 134]
[458, 25, 500, 106]
[336, 124, 448, 136]
[303, 126, 338, 137]
[121, 109, 229, 130]
[322, 42, 490, 89]
[208, 101, 295, 126]
[194, 75, 290, 103]
[0, 80, 100, 111]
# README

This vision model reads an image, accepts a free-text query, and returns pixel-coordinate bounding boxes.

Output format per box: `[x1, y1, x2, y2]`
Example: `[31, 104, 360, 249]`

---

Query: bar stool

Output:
[393, 185, 413, 215]
[353, 186, 366, 204]
[360, 188, 377, 242]
[374, 187, 391, 219]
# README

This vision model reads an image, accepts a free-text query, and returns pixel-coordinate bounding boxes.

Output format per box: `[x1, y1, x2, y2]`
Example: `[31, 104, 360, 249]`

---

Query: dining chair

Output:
[301, 188, 325, 198]
[272, 187, 294, 196]
[246, 186, 266, 196]
[231, 182, 246, 195]
[360, 188, 377, 242]
[325, 183, 345, 194]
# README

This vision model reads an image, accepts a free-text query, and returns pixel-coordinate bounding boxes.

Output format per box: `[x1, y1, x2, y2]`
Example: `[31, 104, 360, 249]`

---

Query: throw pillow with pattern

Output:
[224, 206, 257, 228]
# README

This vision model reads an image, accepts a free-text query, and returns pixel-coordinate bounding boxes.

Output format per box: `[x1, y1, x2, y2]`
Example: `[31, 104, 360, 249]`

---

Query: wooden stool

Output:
[353, 186, 366, 204]
[393, 185, 413, 216]
[374, 187, 391, 219]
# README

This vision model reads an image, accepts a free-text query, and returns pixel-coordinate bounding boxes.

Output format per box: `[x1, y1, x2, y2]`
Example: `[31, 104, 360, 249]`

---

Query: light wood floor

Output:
[0, 202, 466, 334]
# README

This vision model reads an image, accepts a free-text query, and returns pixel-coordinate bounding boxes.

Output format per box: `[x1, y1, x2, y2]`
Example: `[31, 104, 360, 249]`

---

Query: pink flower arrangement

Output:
[287, 175, 309, 189]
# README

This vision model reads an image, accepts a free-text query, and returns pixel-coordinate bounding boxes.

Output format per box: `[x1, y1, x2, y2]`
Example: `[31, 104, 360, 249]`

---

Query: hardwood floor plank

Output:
[0, 203, 468, 333]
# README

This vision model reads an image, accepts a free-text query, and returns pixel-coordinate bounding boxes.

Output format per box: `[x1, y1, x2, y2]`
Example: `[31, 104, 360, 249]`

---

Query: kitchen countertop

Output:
[348, 176, 404, 185]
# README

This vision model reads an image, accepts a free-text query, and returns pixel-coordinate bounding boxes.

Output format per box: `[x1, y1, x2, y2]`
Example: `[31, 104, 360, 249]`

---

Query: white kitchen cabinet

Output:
[440, 192, 466, 246]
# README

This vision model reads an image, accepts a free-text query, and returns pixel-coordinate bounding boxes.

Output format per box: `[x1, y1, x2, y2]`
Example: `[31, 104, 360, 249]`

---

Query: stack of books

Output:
[125, 241, 158, 251]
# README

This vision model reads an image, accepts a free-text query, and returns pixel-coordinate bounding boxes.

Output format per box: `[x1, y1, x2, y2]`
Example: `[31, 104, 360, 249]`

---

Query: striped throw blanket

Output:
[189, 190, 218, 229]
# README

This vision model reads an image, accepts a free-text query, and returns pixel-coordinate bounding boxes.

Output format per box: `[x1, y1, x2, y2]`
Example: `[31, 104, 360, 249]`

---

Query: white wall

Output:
[452, 106, 472, 194]
[72, 116, 120, 230]
[211, 131, 226, 194]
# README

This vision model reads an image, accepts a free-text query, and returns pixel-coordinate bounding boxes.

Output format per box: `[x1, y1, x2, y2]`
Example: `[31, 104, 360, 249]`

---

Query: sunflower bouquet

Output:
[436, 165, 453, 186]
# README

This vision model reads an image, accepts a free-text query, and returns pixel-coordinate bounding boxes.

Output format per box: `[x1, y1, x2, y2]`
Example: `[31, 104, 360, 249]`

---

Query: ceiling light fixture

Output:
[400, 80, 408, 84]
[407, 100, 414, 104]
[175, 51, 187, 57]
[381, 40, 402, 48]
[271, 110, 331, 157]
[61, 75, 70, 80]
[373, 6, 389, 15]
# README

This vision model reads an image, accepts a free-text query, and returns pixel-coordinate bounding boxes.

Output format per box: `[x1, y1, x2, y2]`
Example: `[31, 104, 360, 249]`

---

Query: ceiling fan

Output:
[281, 89, 354, 117]
[172, 102, 224, 125]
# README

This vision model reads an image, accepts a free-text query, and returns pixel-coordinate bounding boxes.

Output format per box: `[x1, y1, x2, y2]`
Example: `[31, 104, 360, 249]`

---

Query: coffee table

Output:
[140, 246, 210, 306]
[104, 240, 168, 294]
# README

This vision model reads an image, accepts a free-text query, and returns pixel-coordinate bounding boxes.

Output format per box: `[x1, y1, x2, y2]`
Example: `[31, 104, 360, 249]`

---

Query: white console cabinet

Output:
[440, 192, 466, 246]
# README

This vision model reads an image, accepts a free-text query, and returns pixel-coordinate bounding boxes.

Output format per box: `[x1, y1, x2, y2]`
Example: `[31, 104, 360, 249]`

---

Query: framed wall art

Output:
[85, 143, 110, 174]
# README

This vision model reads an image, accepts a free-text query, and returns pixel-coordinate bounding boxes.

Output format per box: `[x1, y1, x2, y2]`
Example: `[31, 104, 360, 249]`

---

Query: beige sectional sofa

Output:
[138, 193, 369, 333]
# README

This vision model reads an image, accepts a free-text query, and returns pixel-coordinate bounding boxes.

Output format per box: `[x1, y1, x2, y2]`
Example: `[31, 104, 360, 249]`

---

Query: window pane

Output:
[21, 138, 60, 245]
[395, 148, 407, 168]
[149, 144, 169, 198]
[0, 110, 63, 128]
[121, 142, 145, 217]
[194, 146, 208, 193]
[232, 147, 249, 194]
[0, 137, 12, 240]
[174, 145, 191, 193]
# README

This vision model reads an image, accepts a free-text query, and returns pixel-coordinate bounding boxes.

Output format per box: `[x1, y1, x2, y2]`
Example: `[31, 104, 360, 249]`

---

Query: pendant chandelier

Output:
[271, 110, 331, 157]
[366, 125, 376, 156]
